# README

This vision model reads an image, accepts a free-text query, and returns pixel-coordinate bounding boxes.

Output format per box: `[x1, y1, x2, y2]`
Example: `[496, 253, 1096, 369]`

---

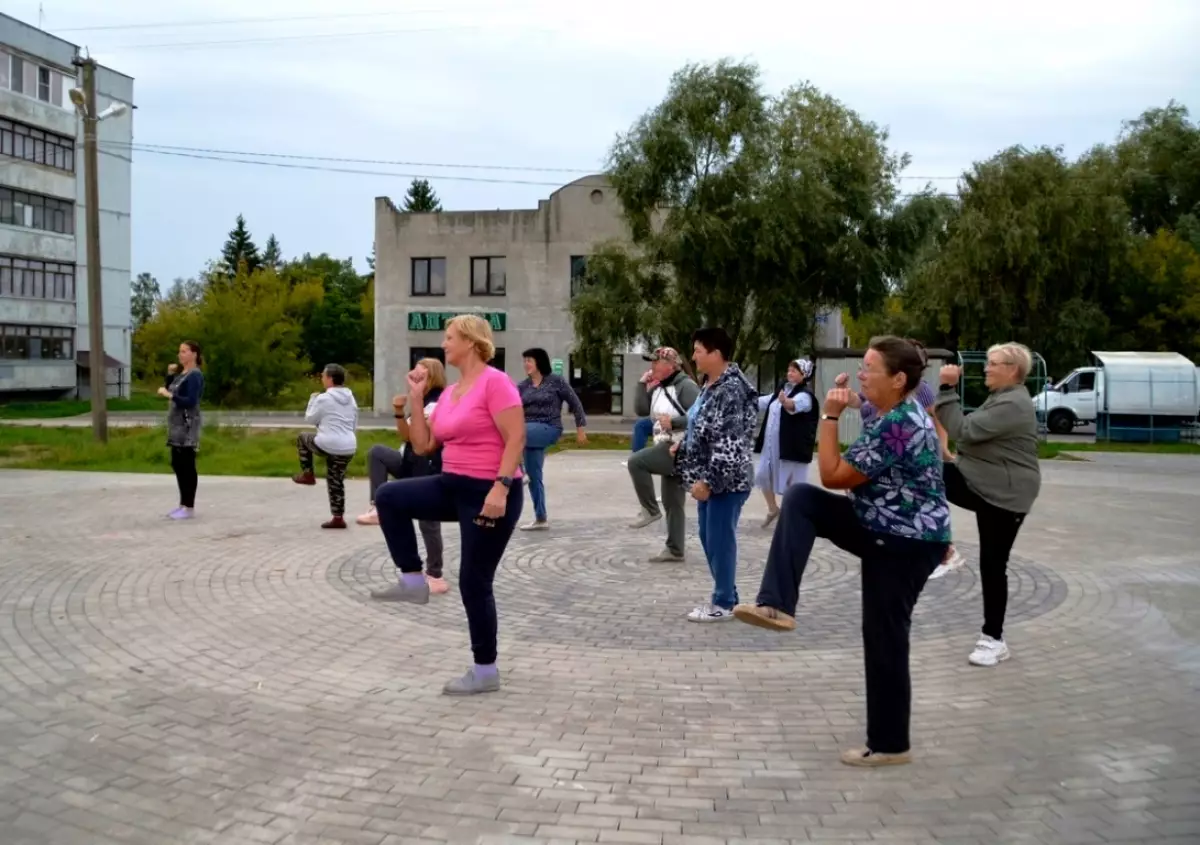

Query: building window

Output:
[470, 256, 506, 296]
[409, 346, 446, 370]
[411, 257, 446, 296]
[0, 255, 76, 301]
[0, 324, 74, 360]
[0, 187, 75, 235]
[570, 255, 588, 298]
[490, 348, 506, 373]
[2, 52, 70, 109]
[0, 118, 75, 173]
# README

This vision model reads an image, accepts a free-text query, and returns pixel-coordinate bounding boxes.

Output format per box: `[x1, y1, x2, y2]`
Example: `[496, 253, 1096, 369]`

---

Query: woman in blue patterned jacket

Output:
[675, 327, 759, 624]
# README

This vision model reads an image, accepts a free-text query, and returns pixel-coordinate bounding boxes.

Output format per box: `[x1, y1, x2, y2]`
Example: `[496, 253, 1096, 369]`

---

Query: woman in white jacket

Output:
[294, 363, 359, 528]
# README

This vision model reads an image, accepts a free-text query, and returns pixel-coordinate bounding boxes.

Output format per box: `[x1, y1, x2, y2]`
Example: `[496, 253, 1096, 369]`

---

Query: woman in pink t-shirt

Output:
[372, 314, 526, 695]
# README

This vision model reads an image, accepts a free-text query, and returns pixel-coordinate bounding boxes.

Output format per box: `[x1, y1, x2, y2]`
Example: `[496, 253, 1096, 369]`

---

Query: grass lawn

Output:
[0, 391, 175, 419]
[1, 423, 1196, 477]
[0, 425, 632, 476]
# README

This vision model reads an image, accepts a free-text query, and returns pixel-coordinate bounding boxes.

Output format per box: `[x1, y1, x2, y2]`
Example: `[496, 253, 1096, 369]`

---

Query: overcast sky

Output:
[14, 0, 1200, 284]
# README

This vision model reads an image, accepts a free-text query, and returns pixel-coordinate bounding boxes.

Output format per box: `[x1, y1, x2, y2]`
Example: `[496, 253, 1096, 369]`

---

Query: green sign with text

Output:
[408, 311, 506, 332]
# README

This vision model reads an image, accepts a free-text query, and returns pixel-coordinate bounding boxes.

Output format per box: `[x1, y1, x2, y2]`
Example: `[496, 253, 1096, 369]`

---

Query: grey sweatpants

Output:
[627, 441, 687, 557]
[367, 444, 444, 578]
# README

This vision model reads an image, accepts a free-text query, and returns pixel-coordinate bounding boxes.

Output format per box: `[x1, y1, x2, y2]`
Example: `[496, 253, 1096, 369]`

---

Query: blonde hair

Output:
[446, 314, 496, 363]
[987, 342, 1034, 381]
[417, 357, 447, 389]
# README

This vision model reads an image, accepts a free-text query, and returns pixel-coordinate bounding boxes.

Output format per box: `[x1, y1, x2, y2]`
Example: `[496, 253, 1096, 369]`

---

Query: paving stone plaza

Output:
[1, 453, 1198, 845]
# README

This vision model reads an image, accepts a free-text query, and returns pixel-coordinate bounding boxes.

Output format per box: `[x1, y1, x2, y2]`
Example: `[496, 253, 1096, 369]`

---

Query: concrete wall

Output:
[374, 175, 628, 412]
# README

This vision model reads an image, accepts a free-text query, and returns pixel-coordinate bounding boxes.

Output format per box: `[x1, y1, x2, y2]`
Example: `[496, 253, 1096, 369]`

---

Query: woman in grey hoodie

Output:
[934, 342, 1042, 668]
[293, 363, 359, 529]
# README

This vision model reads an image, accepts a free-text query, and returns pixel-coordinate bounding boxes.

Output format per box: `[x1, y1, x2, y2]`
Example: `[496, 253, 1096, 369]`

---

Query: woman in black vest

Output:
[754, 358, 819, 528]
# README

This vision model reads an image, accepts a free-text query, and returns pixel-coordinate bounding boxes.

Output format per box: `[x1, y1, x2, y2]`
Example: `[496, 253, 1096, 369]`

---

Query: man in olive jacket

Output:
[628, 347, 701, 562]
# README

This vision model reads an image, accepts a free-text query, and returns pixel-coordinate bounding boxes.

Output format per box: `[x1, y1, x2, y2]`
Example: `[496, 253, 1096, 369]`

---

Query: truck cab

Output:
[1036, 368, 1098, 434]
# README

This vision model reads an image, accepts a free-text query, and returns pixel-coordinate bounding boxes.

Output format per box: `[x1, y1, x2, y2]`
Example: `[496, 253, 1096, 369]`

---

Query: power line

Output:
[97, 141, 598, 174]
[96, 140, 969, 181]
[54, 10, 443, 33]
[111, 145, 588, 187]
[97, 144, 968, 198]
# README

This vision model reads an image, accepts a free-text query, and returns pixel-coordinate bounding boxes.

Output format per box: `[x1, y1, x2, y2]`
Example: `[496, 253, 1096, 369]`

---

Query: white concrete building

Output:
[373, 176, 846, 415]
[0, 13, 134, 399]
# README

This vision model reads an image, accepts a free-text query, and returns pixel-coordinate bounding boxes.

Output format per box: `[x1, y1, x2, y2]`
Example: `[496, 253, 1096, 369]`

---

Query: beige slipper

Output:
[732, 604, 796, 632]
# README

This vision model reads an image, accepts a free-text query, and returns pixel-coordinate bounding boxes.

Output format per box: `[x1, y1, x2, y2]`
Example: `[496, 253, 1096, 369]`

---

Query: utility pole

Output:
[73, 56, 107, 443]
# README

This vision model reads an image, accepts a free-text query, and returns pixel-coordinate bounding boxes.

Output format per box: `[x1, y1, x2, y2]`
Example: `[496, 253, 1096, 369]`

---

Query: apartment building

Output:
[0, 13, 134, 399]
[373, 176, 846, 415]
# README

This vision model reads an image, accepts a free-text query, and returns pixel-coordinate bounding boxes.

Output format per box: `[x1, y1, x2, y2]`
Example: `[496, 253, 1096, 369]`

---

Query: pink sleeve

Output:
[484, 368, 522, 417]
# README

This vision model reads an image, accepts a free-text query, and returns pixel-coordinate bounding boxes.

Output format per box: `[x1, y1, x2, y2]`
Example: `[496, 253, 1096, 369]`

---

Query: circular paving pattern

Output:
[331, 514, 1069, 651]
[0, 463, 1197, 845]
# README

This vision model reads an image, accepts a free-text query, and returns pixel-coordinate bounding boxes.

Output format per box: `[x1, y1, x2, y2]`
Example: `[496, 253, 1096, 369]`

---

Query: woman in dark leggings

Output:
[157, 340, 205, 520]
[373, 315, 526, 696]
[734, 336, 950, 767]
[934, 342, 1041, 667]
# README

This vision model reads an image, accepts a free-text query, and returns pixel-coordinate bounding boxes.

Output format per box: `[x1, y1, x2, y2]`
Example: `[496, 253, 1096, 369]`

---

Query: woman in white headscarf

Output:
[754, 358, 820, 528]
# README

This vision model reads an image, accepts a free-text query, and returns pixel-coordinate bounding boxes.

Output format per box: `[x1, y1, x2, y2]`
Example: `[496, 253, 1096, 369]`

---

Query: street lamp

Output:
[68, 57, 129, 443]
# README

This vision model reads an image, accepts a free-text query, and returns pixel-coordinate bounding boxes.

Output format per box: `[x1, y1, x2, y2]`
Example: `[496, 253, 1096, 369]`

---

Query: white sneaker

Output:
[687, 603, 734, 623]
[519, 520, 549, 532]
[928, 549, 965, 580]
[968, 635, 1010, 666]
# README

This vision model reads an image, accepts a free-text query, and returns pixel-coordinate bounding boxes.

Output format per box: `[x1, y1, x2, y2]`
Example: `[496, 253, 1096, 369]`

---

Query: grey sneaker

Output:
[629, 510, 663, 529]
[648, 549, 685, 562]
[443, 667, 501, 696]
[370, 579, 430, 604]
[519, 520, 549, 532]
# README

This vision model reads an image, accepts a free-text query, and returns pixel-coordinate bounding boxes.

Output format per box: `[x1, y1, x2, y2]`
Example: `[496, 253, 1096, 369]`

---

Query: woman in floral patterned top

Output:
[734, 336, 950, 769]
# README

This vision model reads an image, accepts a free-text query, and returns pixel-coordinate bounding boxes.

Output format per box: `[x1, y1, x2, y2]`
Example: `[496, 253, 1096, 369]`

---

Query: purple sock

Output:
[474, 663, 498, 678]
[400, 572, 425, 587]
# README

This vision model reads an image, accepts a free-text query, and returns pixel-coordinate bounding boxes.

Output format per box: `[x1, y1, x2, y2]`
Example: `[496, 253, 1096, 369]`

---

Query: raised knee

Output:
[781, 481, 821, 515]
[367, 443, 389, 460]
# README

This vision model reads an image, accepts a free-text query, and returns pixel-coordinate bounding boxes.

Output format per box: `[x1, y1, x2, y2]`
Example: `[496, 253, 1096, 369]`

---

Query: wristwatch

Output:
[821, 414, 840, 422]
[495, 476, 513, 489]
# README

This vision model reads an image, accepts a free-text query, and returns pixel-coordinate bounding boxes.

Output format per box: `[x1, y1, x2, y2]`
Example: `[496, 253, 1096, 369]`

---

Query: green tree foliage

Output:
[401, 179, 442, 212]
[1114, 102, 1200, 246]
[897, 146, 1129, 374]
[262, 234, 282, 270]
[282, 254, 372, 371]
[569, 60, 939, 370]
[221, 214, 261, 276]
[1116, 229, 1200, 358]
[133, 268, 311, 404]
[130, 272, 159, 329]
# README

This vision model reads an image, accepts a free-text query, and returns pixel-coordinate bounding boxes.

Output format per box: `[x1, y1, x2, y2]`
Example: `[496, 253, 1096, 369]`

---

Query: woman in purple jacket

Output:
[516, 348, 588, 531]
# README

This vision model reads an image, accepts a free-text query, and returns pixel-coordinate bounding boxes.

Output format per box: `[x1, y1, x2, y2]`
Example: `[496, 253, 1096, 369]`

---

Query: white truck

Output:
[1035, 351, 1200, 436]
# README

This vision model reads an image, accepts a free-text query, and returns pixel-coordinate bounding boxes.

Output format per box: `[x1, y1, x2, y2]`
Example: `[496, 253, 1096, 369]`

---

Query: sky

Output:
[12, 0, 1200, 285]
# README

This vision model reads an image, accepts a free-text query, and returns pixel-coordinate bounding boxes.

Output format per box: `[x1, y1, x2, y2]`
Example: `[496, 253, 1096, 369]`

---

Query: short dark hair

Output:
[323, 363, 347, 386]
[868, 336, 925, 393]
[521, 347, 552, 377]
[691, 326, 734, 361]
